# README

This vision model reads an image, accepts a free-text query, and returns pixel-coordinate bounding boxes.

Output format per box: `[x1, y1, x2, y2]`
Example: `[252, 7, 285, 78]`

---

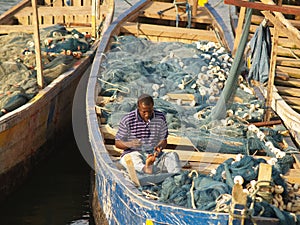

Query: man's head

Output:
[137, 94, 154, 122]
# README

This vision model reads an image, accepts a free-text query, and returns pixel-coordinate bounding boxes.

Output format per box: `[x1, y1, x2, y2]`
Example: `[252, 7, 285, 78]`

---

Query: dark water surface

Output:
[0, 1, 136, 224]
[0, 133, 93, 225]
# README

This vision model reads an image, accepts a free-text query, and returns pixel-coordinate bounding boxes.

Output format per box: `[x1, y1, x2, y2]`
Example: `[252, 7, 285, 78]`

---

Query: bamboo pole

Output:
[31, 0, 44, 89]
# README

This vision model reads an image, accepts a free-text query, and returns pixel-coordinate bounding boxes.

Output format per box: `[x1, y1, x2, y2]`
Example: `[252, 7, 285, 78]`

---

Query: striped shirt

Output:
[115, 109, 168, 155]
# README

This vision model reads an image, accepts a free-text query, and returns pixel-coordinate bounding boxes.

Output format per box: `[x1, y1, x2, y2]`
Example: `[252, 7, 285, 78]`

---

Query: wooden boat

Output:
[227, 0, 300, 147]
[85, 0, 300, 224]
[0, 0, 114, 201]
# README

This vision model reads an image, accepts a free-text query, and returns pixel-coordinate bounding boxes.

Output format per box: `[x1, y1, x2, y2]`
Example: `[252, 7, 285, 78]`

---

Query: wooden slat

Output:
[277, 86, 300, 97]
[101, 124, 195, 146]
[14, 6, 92, 17]
[224, 0, 300, 15]
[277, 66, 300, 79]
[276, 57, 300, 68]
[0, 24, 92, 35]
[120, 22, 218, 42]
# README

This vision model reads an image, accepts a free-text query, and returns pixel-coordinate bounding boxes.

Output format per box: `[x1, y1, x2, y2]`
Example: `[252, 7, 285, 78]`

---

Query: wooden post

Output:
[92, 0, 96, 37]
[192, 0, 197, 17]
[229, 183, 247, 225]
[31, 0, 44, 89]
[264, 0, 282, 122]
[265, 25, 278, 121]
[232, 7, 246, 57]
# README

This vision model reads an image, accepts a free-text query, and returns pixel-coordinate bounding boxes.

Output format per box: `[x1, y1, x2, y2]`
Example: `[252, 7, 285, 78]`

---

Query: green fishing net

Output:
[0, 25, 92, 117]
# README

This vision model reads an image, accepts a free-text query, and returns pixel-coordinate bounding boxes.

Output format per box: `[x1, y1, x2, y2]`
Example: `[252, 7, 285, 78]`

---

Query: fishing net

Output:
[98, 35, 297, 156]
[97, 35, 300, 222]
[0, 25, 93, 117]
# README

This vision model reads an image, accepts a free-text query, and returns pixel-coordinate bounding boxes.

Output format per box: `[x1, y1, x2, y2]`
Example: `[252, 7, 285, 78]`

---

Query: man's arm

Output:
[115, 139, 141, 150]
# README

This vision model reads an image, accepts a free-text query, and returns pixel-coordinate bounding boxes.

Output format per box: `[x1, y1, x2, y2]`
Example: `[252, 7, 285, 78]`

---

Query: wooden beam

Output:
[233, 7, 246, 56]
[261, 11, 300, 47]
[224, 0, 300, 15]
[120, 22, 218, 42]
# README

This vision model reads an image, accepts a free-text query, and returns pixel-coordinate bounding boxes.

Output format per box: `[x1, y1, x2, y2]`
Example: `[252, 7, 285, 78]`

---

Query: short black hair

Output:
[137, 94, 154, 106]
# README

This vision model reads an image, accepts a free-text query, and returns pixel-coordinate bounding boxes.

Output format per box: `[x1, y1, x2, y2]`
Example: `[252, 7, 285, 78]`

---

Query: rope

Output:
[97, 77, 130, 94]
[188, 170, 199, 209]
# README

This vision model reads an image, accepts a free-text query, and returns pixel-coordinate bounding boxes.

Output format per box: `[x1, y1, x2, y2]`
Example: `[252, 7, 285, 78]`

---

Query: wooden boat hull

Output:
[0, 0, 114, 201]
[86, 1, 286, 224]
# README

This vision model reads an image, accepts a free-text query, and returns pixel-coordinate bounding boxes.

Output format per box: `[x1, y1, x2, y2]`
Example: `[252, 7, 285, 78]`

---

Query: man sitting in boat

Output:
[115, 94, 181, 174]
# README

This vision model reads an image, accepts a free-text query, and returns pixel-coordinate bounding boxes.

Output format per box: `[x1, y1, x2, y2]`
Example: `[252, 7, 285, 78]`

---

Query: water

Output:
[0, 0, 136, 224]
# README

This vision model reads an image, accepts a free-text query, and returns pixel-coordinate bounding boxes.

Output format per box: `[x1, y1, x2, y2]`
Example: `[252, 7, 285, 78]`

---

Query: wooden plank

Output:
[123, 154, 141, 186]
[233, 7, 246, 56]
[261, 11, 300, 47]
[282, 96, 300, 106]
[277, 66, 300, 79]
[120, 22, 218, 42]
[257, 163, 272, 187]
[14, 6, 92, 17]
[275, 78, 300, 87]
[277, 86, 300, 97]
[224, 0, 300, 15]
[0, 24, 92, 35]
[100, 124, 195, 146]
[167, 93, 195, 101]
[276, 57, 300, 68]
[277, 46, 300, 58]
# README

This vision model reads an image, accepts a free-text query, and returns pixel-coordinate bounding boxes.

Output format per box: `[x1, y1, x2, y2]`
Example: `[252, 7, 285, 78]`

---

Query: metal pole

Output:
[31, 0, 44, 89]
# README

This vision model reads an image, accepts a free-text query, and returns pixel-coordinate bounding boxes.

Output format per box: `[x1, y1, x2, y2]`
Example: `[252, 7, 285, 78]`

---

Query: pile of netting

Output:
[98, 36, 297, 156]
[139, 154, 300, 224]
[0, 25, 93, 117]
[97, 36, 300, 223]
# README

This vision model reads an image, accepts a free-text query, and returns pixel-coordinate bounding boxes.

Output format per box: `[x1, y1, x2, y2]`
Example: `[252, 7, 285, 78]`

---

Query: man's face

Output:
[138, 102, 153, 122]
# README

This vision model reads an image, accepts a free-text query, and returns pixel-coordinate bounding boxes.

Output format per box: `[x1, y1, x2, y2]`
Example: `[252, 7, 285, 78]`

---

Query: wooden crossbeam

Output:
[120, 22, 218, 42]
[224, 0, 300, 15]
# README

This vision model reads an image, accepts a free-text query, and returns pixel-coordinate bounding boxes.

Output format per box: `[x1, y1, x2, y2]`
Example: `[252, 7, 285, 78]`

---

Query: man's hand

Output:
[154, 145, 163, 157]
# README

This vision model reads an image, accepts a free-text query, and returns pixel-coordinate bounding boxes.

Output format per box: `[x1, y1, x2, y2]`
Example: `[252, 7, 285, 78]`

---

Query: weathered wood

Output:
[277, 86, 300, 97]
[257, 163, 272, 187]
[233, 7, 246, 57]
[124, 154, 141, 186]
[100, 124, 195, 146]
[275, 78, 300, 87]
[277, 66, 300, 79]
[265, 22, 279, 121]
[224, 0, 300, 15]
[31, 0, 44, 89]
[120, 22, 219, 42]
[282, 96, 300, 106]
[261, 11, 300, 47]
[276, 57, 300, 68]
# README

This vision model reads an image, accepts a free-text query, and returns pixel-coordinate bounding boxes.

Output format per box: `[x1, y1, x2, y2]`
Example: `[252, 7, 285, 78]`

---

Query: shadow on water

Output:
[0, 132, 94, 225]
